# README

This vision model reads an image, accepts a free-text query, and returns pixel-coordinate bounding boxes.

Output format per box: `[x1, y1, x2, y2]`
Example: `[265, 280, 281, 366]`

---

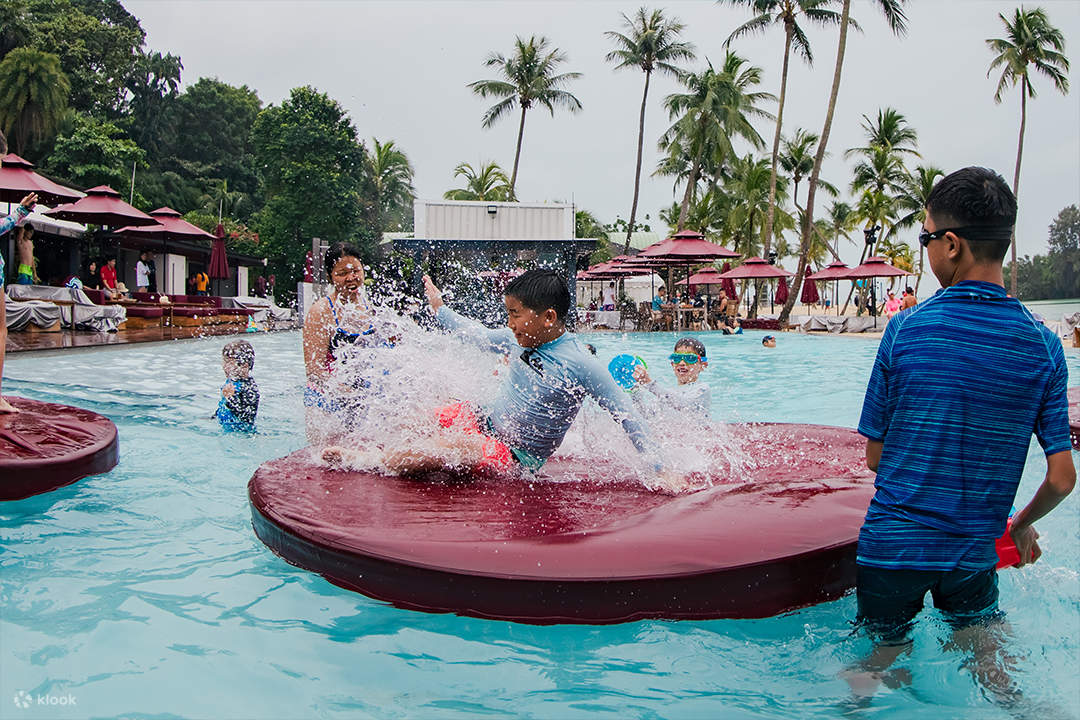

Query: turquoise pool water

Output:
[2, 329, 1078, 719]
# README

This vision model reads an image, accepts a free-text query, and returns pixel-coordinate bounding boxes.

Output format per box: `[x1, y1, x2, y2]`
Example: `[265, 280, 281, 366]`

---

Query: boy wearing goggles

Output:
[632, 337, 711, 417]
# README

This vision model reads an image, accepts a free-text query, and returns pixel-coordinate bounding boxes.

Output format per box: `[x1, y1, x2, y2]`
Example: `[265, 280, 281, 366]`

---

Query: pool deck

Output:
[6, 322, 299, 353]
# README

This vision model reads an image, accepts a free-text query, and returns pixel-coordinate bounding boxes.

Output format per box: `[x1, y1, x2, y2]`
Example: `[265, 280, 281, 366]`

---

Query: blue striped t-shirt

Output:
[857, 280, 1072, 571]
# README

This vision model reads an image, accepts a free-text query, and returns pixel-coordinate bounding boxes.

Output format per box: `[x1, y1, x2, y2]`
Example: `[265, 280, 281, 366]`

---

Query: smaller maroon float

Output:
[0, 397, 119, 501]
[250, 423, 878, 624]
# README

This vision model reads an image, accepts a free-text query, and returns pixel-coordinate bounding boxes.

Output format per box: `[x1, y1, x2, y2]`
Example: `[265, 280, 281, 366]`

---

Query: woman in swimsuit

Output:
[302, 243, 378, 446]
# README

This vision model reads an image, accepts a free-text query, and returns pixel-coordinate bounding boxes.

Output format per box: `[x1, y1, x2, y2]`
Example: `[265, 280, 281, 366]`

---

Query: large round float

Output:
[0, 396, 119, 501]
[250, 423, 877, 624]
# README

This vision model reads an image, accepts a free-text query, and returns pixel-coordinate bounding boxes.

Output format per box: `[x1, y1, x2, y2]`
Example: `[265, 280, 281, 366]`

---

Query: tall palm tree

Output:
[443, 161, 513, 201]
[606, 7, 695, 254]
[721, 0, 842, 265]
[844, 107, 919, 160]
[987, 7, 1070, 297]
[368, 139, 416, 232]
[778, 0, 907, 325]
[892, 165, 944, 293]
[0, 47, 70, 155]
[468, 36, 583, 200]
[660, 52, 774, 229]
[825, 199, 858, 260]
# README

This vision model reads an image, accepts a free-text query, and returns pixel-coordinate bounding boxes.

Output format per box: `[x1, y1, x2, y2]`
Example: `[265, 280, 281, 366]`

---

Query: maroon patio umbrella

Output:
[44, 185, 156, 228]
[844, 256, 911, 327]
[208, 223, 230, 295]
[774, 276, 789, 305]
[0, 153, 84, 206]
[806, 261, 850, 315]
[800, 277, 820, 305]
[720, 262, 737, 298]
[115, 207, 215, 242]
[719, 257, 794, 315]
[635, 229, 740, 262]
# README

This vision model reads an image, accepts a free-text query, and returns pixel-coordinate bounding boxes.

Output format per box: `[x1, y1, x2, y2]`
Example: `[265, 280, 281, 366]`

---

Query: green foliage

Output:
[45, 113, 144, 191]
[16, 0, 145, 116]
[368, 138, 415, 232]
[251, 85, 372, 292]
[183, 210, 263, 259]
[443, 161, 512, 201]
[124, 50, 182, 157]
[0, 47, 70, 155]
[987, 7, 1070, 103]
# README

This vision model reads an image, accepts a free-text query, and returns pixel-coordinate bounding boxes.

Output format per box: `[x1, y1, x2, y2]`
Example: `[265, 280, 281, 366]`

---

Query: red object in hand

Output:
[995, 520, 1020, 569]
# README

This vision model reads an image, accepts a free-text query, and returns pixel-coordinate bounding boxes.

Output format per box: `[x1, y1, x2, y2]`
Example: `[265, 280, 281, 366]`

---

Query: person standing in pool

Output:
[631, 337, 711, 418]
[846, 167, 1076, 704]
[0, 191, 38, 414]
[302, 243, 383, 446]
[214, 340, 259, 433]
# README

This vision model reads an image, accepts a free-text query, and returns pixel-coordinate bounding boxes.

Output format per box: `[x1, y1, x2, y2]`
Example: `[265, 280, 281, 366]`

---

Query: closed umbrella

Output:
[0, 153, 83, 206]
[800, 277, 820, 310]
[720, 262, 736, 298]
[774, 277, 789, 305]
[208, 223, 230, 296]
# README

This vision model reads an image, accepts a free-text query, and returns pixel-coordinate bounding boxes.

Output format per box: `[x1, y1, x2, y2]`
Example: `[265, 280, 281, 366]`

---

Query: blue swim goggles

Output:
[669, 352, 705, 365]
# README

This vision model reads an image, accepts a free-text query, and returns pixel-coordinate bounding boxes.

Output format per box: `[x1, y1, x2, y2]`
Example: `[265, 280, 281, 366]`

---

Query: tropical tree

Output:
[779, 0, 908, 325]
[0, 47, 70, 155]
[443, 162, 513, 201]
[824, 199, 858, 259]
[605, 7, 695, 253]
[45, 113, 144, 190]
[124, 50, 183, 156]
[986, 6, 1070, 296]
[660, 52, 774, 229]
[892, 165, 944, 293]
[468, 36, 583, 199]
[779, 128, 838, 208]
[721, 0, 842, 265]
[368, 138, 415, 232]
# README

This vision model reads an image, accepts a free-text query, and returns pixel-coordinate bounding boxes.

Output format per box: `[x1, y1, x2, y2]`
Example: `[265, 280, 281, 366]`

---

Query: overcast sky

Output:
[127, 0, 1080, 291]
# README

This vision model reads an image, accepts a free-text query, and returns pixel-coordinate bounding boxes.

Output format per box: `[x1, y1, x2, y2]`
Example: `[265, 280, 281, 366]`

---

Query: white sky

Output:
[127, 0, 1080, 291]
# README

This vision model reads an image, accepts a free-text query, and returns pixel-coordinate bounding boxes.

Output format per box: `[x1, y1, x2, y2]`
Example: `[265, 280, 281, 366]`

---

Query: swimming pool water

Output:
[2, 330, 1078, 719]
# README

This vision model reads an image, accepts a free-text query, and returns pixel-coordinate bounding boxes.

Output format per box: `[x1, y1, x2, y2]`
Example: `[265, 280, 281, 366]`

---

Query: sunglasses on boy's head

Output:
[917, 225, 1013, 248]
[669, 352, 705, 365]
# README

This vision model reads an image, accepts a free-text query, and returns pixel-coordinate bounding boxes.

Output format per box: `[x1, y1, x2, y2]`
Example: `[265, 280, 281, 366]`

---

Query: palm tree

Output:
[778, 0, 907, 325]
[468, 36, 583, 200]
[606, 7, 695, 254]
[0, 47, 70, 155]
[660, 52, 774, 229]
[987, 7, 1070, 297]
[844, 107, 919, 160]
[721, 0, 842, 265]
[892, 165, 944, 293]
[368, 139, 415, 232]
[779, 128, 838, 208]
[825, 199, 858, 260]
[443, 162, 513, 201]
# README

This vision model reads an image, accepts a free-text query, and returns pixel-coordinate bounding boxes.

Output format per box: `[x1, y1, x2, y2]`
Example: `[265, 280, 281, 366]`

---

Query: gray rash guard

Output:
[436, 306, 657, 467]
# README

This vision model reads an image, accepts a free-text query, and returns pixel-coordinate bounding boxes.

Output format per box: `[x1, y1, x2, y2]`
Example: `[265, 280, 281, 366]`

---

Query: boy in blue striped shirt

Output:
[847, 167, 1075, 703]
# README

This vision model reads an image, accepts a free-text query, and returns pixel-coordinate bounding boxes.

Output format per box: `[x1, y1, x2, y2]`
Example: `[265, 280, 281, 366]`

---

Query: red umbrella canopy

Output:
[0, 153, 84, 206]
[208, 223, 230, 280]
[718, 257, 795, 280]
[774, 276, 789, 304]
[676, 268, 726, 286]
[806, 261, 851, 280]
[636, 229, 740, 262]
[44, 185, 157, 227]
[844, 256, 912, 279]
[801, 277, 821, 304]
[115, 207, 216, 241]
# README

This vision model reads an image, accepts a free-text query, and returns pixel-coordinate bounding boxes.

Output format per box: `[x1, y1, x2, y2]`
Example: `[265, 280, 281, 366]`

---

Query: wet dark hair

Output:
[585, 343, 597, 355]
[504, 269, 570, 321]
[324, 243, 365, 276]
[925, 166, 1016, 263]
[223, 339, 255, 369]
[674, 336, 706, 357]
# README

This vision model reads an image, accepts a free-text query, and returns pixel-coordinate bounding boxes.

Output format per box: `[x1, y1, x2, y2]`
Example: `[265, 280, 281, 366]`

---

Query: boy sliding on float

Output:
[324, 269, 687, 492]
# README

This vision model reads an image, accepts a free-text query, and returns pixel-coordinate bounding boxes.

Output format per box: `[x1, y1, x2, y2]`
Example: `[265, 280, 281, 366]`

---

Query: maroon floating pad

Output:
[1068, 387, 1079, 451]
[0, 397, 119, 501]
[250, 423, 876, 624]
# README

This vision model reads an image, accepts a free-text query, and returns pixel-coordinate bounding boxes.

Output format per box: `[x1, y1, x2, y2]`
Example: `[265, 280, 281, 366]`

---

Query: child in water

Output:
[214, 340, 259, 432]
[323, 269, 687, 492]
[632, 337, 711, 418]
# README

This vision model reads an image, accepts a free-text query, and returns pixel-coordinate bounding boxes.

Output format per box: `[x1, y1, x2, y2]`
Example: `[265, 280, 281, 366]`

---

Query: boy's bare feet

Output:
[0, 397, 18, 414]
